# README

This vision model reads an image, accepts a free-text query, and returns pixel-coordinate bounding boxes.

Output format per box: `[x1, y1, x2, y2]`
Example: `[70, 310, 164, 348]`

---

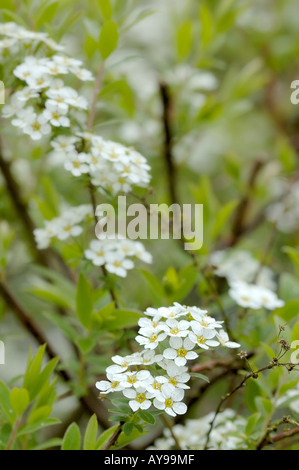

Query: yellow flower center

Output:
[177, 348, 187, 357]
[170, 327, 179, 335]
[32, 122, 41, 131]
[197, 336, 206, 345]
[153, 382, 161, 390]
[111, 381, 119, 389]
[52, 112, 60, 120]
[73, 161, 81, 168]
[169, 378, 177, 386]
[165, 398, 174, 408]
[136, 393, 146, 403]
[128, 376, 137, 384]
[149, 334, 158, 343]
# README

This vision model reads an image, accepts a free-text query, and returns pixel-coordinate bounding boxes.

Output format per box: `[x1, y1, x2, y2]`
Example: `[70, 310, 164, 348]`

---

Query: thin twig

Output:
[102, 422, 124, 450]
[0, 280, 110, 428]
[159, 81, 178, 205]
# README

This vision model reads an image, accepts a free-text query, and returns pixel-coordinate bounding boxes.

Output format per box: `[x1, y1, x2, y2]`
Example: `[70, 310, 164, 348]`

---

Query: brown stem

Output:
[87, 63, 105, 131]
[203, 360, 298, 449]
[228, 159, 265, 247]
[0, 280, 110, 428]
[0, 141, 75, 282]
[159, 81, 177, 205]
[102, 422, 124, 450]
[6, 418, 21, 450]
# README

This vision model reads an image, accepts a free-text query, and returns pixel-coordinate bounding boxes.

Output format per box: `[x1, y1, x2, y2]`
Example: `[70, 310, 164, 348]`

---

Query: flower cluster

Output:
[50, 132, 151, 195]
[85, 238, 152, 278]
[0, 21, 63, 59]
[33, 204, 93, 249]
[148, 409, 247, 450]
[96, 303, 240, 416]
[266, 181, 299, 233]
[3, 53, 92, 140]
[210, 249, 284, 310]
[2, 22, 151, 196]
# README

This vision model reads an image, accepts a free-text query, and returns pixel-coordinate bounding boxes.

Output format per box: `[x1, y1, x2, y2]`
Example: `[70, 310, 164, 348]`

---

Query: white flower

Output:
[189, 325, 220, 350]
[11, 107, 35, 129]
[43, 101, 70, 127]
[64, 153, 90, 176]
[154, 384, 187, 417]
[123, 387, 154, 412]
[105, 254, 135, 278]
[140, 350, 163, 366]
[118, 370, 152, 389]
[216, 330, 240, 349]
[191, 315, 223, 330]
[136, 328, 167, 350]
[55, 219, 83, 241]
[165, 318, 190, 338]
[147, 376, 168, 397]
[72, 67, 94, 81]
[27, 74, 51, 90]
[96, 373, 127, 394]
[229, 281, 284, 310]
[23, 112, 51, 141]
[163, 337, 198, 366]
[157, 305, 186, 320]
[85, 240, 107, 266]
[165, 363, 190, 390]
[16, 87, 39, 103]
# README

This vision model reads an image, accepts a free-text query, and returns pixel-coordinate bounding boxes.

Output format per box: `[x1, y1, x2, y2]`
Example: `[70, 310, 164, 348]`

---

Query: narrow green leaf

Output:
[83, 414, 98, 450]
[62, 423, 81, 450]
[99, 20, 119, 59]
[10, 388, 29, 416]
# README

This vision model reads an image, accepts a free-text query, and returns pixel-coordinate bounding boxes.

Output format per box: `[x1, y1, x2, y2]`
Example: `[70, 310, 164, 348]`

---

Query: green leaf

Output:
[98, 0, 112, 20]
[176, 21, 193, 59]
[0, 382, 15, 423]
[99, 20, 119, 60]
[83, 414, 98, 450]
[245, 379, 263, 413]
[291, 322, 299, 342]
[62, 423, 81, 450]
[140, 269, 166, 305]
[274, 301, 299, 322]
[76, 273, 93, 329]
[31, 438, 63, 450]
[9, 388, 29, 416]
[123, 422, 134, 436]
[28, 405, 52, 425]
[17, 419, 60, 437]
[34, 0, 59, 29]
[189, 372, 210, 383]
[96, 425, 119, 450]
[102, 309, 142, 330]
[283, 246, 299, 277]
[245, 413, 261, 436]
[200, 3, 214, 48]
[0, 9, 28, 27]
[114, 427, 147, 449]
[255, 397, 273, 417]
[170, 265, 198, 303]
[212, 200, 238, 239]
[139, 410, 155, 425]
